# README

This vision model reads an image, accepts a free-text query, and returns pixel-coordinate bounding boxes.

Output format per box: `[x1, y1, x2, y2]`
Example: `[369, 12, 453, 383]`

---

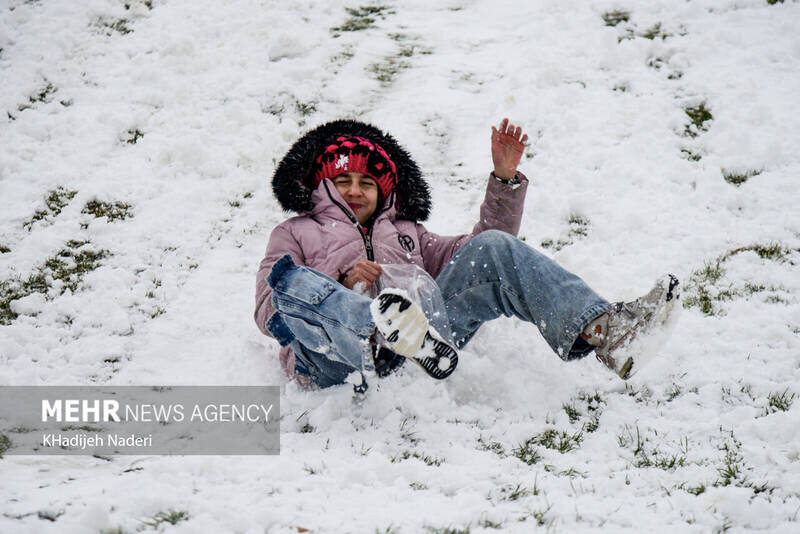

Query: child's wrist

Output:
[492, 170, 519, 184]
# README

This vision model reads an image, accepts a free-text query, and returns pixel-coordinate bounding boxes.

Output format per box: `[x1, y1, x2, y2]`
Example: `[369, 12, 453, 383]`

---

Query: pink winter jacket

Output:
[255, 173, 529, 380]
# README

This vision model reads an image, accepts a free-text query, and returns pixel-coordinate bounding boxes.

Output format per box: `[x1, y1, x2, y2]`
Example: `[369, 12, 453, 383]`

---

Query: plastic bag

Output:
[368, 263, 455, 346]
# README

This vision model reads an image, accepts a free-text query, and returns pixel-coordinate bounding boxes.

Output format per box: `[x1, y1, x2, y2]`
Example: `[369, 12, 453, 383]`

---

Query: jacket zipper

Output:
[323, 181, 376, 261]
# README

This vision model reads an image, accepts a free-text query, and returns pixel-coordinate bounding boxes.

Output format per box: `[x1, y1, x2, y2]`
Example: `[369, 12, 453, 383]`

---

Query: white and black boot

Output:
[370, 289, 458, 380]
[582, 275, 680, 380]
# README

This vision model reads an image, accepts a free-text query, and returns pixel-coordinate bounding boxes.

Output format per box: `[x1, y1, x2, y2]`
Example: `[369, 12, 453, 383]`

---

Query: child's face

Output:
[332, 172, 379, 225]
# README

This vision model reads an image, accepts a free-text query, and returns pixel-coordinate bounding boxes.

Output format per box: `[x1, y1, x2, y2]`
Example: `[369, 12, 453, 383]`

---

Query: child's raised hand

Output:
[491, 118, 529, 180]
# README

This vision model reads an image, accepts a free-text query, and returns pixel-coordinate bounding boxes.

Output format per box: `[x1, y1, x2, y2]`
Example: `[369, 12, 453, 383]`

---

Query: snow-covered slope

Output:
[1, 0, 799, 532]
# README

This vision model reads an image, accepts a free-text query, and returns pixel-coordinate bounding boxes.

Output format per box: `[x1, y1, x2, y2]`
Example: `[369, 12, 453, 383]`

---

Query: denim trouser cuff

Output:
[564, 302, 610, 360]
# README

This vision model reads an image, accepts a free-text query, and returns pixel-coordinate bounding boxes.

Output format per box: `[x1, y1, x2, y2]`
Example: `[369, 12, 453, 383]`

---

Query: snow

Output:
[2, 0, 800, 532]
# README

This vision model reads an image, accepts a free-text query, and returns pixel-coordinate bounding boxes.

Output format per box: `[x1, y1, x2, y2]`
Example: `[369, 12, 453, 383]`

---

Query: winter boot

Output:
[581, 275, 680, 379]
[370, 289, 458, 380]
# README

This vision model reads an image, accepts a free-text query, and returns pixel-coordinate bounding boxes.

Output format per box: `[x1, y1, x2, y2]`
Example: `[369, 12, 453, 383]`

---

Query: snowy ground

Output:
[2, 0, 800, 532]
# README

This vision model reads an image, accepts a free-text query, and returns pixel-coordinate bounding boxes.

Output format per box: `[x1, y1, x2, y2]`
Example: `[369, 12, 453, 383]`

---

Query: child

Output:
[255, 118, 679, 390]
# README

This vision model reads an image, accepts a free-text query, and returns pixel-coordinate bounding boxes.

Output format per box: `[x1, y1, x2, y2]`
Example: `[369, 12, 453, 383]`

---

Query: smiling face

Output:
[332, 172, 379, 225]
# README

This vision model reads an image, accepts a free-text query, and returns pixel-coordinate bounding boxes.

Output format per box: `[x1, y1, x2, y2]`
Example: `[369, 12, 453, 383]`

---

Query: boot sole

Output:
[407, 330, 458, 380]
[371, 290, 458, 380]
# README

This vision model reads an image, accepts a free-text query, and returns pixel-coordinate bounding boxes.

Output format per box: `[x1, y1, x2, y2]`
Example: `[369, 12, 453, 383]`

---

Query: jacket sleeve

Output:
[254, 224, 306, 336]
[417, 171, 529, 278]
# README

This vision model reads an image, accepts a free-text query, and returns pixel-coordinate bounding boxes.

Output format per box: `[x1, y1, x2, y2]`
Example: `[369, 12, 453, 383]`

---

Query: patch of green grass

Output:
[667, 383, 682, 401]
[520, 504, 553, 527]
[640, 22, 668, 40]
[0, 241, 108, 325]
[624, 383, 652, 403]
[558, 467, 588, 478]
[0, 245, 9, 254]
[684, 483, 706, 496]
[409, 482, 428, 491]
[45, 241, 108, 293]
[477, 518, 503, 529]
[497, 482, 539, 502]
[331, 17, 375, 32]
[303, 463, 323, 475]
[767, 0, 784, 5]
[391, 450, 444, 467]
[602, 10, 630, 27]
[568, 214, 589, 235]
[82, 199, 132, 221]
[681, 148, 703, 161]
[24, 187, 78, 230]
[713, 431, 773, 495]
[716, 442, 742, 487]
[17, 81, 57, 112]
[331, 5, 393, 34]
[512, 438, 542, 465]
[683, 243, 796, 316]
[533, 429, 584, 453]
[368, 43, 429, 86]
[567, 391, 606, 432]
[98, 18, 133, 35]
[684, 103, 713, 137]
[579, 391, 606, 409]
[647, 56, 666, 71]
[541, 214, 590, 251]
[296, 101, 317, 116]
[764, 388, 795, 415]
[347, 6, 393, 18]
[424, 526, 470, 534]
[369, 56, 411, 85]
[563, 402, 581, 423]
[0, 433, 11, 457]
[476, 435, 505, 456]
[743, 243, 790, 261]
[331, 47, 355, 67]
[618, 425, 688, 471]
[722, 168, 761, 187]
[1, 277, 32, 324]
[299, 422, 314, 433]
[398, 43, 432, 57]
[38, 510, 64, 522]
[124, 128, 144, 144]
[584, 414, 601, 433]
[617, 28, 636, 43]
[142, 509, 189, 528]
[30, 81, 56, 104]
[124, 0, 154, 10]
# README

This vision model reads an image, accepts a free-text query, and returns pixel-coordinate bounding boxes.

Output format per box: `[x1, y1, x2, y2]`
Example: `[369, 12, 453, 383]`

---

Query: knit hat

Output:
[312, 136, 398, 200]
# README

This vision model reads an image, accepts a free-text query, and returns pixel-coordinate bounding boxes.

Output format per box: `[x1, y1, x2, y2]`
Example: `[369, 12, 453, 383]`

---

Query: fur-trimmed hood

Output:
[272, 119, 431, 221]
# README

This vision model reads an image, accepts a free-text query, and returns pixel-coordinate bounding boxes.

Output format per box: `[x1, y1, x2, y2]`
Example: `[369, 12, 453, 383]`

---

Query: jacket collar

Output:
[310, 179, 396, 227]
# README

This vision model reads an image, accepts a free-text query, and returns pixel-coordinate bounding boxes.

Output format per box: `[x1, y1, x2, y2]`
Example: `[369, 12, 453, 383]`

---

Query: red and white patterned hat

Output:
[313, 136, 398, 199]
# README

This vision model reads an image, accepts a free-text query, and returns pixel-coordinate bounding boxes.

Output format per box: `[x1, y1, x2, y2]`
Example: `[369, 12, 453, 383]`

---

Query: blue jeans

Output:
[266, 230, 610, 388]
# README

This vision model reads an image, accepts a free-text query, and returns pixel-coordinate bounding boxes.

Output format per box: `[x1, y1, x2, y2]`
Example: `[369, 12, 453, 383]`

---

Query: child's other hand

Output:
[341, 259, 382, 290]
[491, 118, 529, 180]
